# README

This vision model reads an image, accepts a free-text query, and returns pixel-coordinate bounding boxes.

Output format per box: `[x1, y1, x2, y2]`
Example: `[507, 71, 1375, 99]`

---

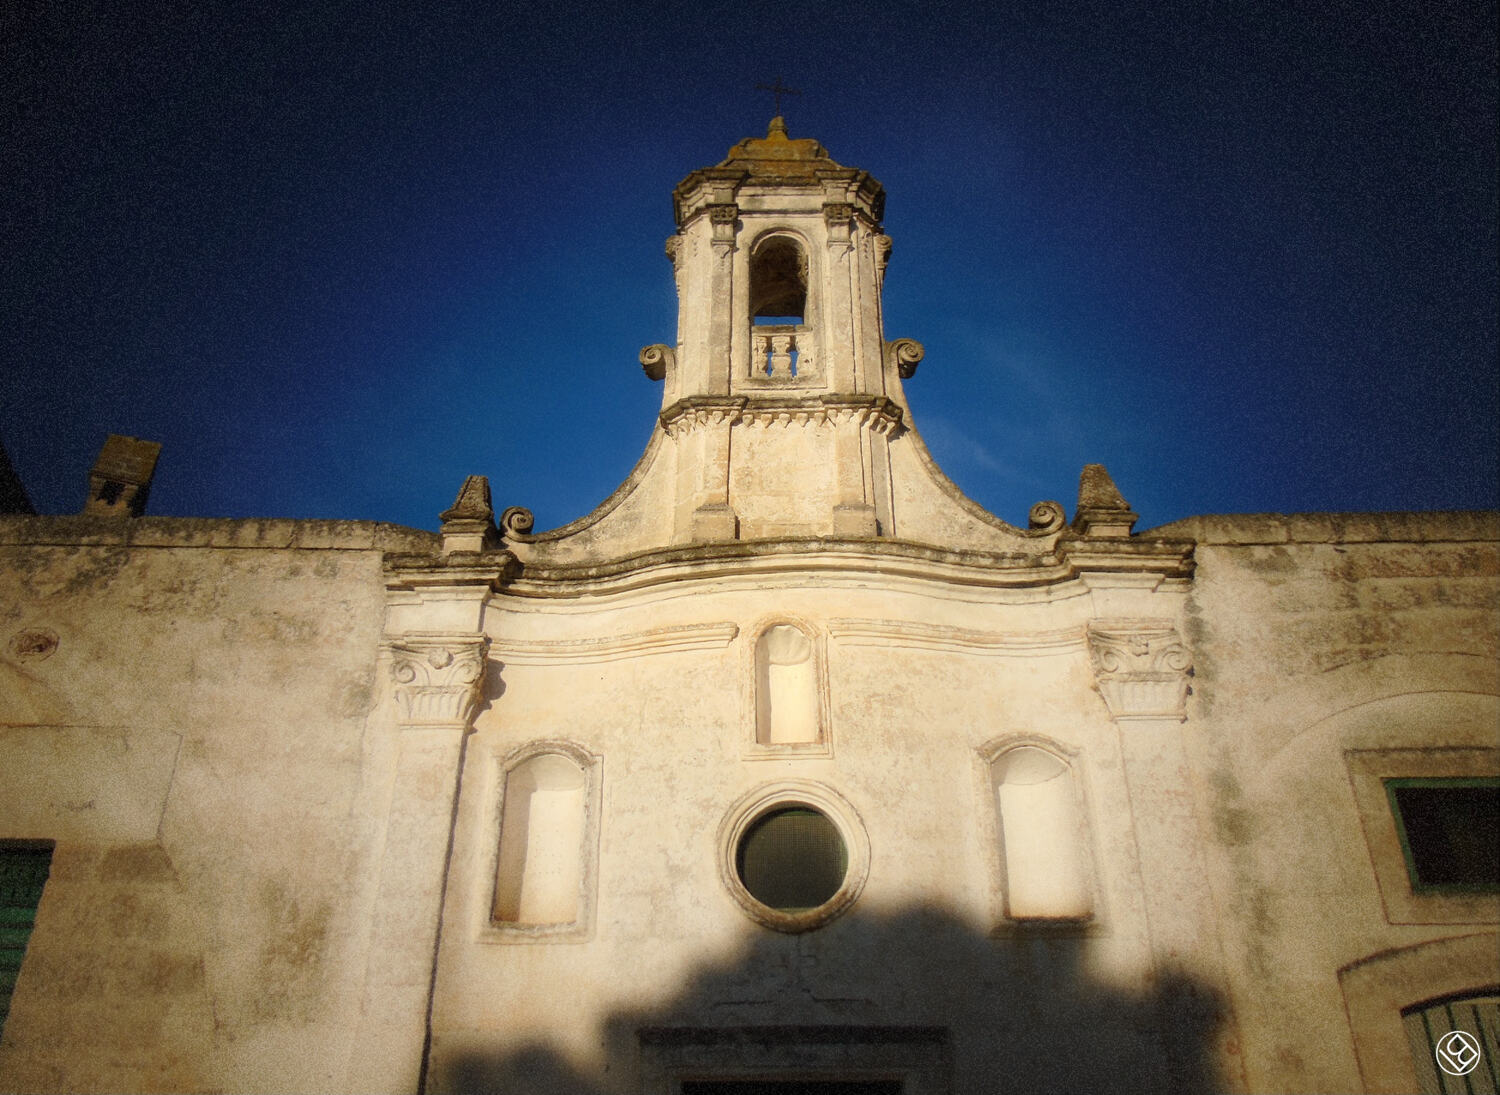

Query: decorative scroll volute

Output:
[1087, 620, 1193, 722]
[640, 343, 674, 382]
[1027, 500, 1066, 533]
[387, 634, 490, 728]
[884, 338, 924, 379]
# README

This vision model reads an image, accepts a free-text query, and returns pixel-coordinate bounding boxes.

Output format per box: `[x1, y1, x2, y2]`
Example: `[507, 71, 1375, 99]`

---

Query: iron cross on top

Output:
[756, 77, 802, 116]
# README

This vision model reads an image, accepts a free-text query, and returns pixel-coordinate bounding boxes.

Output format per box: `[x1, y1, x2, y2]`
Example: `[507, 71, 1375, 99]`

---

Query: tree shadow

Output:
[434, 903, 1228, 1094]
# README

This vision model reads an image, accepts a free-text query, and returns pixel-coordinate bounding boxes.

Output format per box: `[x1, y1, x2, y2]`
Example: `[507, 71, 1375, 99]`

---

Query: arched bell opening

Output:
[748, 234, 812, 379]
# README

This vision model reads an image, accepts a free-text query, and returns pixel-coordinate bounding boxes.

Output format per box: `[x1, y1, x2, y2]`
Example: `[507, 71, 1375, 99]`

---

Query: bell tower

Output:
[644, 118, 921, 542]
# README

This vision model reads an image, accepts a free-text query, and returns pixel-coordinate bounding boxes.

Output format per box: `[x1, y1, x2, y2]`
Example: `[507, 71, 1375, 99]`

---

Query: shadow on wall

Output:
[435, 904, 1227, 1094]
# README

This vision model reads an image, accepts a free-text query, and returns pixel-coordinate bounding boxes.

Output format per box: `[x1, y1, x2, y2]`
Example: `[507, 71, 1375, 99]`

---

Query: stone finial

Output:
[83, 435, 161, 517]
[1087, 620, 1193, 722]
[439, 476, 498, 554]
[1072, 463, 1138, 539]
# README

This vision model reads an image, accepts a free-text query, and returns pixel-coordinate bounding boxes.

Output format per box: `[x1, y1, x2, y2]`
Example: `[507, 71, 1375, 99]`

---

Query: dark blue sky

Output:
[4, 0, 1496, 532]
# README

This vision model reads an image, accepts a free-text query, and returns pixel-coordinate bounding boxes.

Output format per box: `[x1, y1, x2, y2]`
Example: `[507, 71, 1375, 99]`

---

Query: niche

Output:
[991, 744, 1093, 921]
[754, 624, 821, 747]
[493, 750, 590, 929]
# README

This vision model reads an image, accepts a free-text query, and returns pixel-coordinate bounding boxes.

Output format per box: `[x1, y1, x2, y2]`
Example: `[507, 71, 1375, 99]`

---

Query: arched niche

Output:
[987, 741, 1094, 923]
[753, 623, 822, 748]
[490, 743, 600, 938]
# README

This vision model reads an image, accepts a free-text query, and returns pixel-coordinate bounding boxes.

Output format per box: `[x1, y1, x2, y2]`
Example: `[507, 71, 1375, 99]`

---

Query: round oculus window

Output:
[735, 806, 848, 913]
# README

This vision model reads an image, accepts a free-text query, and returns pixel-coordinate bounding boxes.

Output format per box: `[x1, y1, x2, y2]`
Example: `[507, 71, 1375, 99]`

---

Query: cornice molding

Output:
[658, 395, 904, 438]
[493, 535, 1191, 599]
[828, 618, 1083, 656]
[383, 554, 516, 592]
[492, 622, 739, 664]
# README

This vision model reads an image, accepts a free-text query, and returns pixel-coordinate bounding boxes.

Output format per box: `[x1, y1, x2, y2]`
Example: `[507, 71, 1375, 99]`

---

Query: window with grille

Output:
[736, 807, 847, 914]
[1, 844, 52, 1035]
[1403, 993, 1500, 1094]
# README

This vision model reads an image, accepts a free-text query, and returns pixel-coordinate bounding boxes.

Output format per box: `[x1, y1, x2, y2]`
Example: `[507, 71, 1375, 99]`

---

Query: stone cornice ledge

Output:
[1144, 510, 1500, 545]
[383, 551, 518, 592]
[492, 623, 739, 664]
[658, 394, 904, 436]
[492, 535, 1192, 599]
[0, 514, 439, 552]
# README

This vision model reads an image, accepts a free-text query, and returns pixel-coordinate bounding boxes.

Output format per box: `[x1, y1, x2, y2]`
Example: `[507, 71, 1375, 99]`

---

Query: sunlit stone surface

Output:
[0, 123, 1495, 1095]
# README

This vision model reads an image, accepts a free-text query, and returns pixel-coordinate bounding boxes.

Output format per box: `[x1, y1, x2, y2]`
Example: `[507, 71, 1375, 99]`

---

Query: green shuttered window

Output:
[1, 845, 53, 1034]
[1385, 778, 1500, 892]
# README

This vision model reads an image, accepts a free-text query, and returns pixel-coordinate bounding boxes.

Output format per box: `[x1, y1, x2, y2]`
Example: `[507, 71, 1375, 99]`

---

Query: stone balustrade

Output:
[751, 324, 812, 379]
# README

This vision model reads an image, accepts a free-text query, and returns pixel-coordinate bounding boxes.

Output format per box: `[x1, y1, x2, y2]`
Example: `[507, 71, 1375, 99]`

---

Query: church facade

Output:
[1, 122, 1496, 1094]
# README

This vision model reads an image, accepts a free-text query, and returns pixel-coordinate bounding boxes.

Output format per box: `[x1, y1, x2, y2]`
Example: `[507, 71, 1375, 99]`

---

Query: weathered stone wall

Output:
[0, 517, 434, 1093]
[1, 509, 1494, 1094]
[1163, 511, 1500, 1093]
[423, 512, 1499, 1095]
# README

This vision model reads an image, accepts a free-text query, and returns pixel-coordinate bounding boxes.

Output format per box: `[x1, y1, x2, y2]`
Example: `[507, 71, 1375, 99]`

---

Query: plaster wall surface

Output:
[1160, 513, 1500, 1093]
[422, 513, 1499, 1094]
[0, 517, 433, 1094]
[429, 571, 1183, 1093]
[0, 508, 1495, 1093]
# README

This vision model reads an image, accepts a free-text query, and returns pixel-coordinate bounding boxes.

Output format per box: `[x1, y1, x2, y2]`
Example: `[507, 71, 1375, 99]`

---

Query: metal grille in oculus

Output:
[736, 807, 847, 913]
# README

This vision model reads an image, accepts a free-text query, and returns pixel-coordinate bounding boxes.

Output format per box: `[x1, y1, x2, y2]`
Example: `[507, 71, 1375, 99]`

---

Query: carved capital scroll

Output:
[640, 343, 674, 382]
[1087, 619, 1192, 722]
[824, 202, 854, 247]
[874, 234, 893, 285]
[885, 338, 924, 379]
[387, 633, 490, 729]
[707, 203, 739, 249]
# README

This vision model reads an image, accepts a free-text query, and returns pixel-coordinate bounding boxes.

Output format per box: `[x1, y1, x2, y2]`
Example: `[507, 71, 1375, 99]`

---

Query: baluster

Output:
[770, 333, 794, 377]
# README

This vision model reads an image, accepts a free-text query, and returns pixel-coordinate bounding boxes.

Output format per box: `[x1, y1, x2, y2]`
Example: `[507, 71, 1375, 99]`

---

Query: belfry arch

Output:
[748, 232, 809, 322]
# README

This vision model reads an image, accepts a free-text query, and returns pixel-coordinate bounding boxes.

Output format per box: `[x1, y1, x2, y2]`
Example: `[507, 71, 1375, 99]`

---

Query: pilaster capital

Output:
[823, 201, 855, 247]
[1086, 619, 1193, 722]
[386, 633, 490, 729]
[707, 202, 739, 249]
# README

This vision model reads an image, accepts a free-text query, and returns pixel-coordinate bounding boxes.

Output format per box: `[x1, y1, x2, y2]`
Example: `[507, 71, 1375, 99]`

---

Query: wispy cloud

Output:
[918, 413, 1049, 491]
